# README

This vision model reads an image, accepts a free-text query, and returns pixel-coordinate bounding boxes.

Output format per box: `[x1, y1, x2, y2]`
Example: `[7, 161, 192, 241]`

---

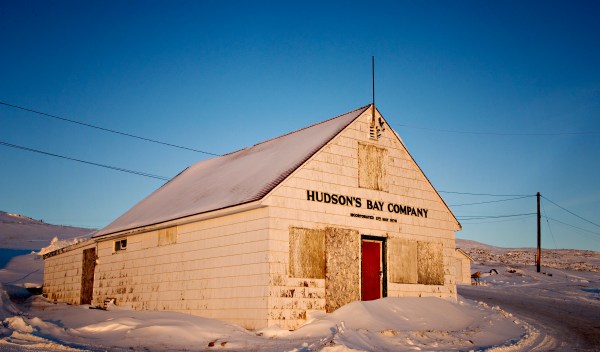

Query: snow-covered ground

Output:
[457, 239, 600, 351]
[0, 211, 93, 251]
[0, 212, 598, 351]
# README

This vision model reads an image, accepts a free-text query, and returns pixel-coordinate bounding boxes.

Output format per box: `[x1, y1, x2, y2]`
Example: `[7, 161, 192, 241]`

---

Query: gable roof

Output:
[455, 248, 473, 261]
[94, 105, 370, 237]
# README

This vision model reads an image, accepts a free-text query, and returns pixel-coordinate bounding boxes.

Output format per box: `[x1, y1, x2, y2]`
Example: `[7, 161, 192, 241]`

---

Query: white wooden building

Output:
[453, 248, 473, 284]
[43, 105, 461, 330]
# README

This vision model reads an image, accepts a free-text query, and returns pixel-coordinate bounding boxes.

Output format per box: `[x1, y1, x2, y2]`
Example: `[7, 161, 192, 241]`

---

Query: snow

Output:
[37, 236, 87, 256]
[0, 294, 526, 351]
[0, 211, 93, 251]
[0, 211, 93, 288]
[1, 214, 599, 351]
[95, 105, 370, 237]
[457, 239, 600, 350]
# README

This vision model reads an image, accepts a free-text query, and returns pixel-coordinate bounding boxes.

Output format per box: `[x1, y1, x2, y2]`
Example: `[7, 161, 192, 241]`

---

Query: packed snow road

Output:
[459, 282, 600, 351]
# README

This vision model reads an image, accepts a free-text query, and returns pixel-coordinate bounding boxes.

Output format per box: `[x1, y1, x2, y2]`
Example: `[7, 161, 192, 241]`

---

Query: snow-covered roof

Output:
[95, 105, 370, 237]
[455, 248, 473, 261]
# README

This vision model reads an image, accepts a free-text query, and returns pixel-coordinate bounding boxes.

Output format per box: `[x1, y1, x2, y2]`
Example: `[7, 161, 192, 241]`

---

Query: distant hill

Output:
[456, 238, 600, 272]
[0, 211, 94, 250]
[456, 238, 501, 251]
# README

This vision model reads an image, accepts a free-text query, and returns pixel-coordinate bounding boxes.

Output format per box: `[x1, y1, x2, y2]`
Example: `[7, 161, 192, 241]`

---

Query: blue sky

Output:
[1, 1, 599, 251]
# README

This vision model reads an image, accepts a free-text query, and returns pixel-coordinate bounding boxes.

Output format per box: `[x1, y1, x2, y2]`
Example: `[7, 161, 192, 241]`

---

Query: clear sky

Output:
[1, 1, 599, 251]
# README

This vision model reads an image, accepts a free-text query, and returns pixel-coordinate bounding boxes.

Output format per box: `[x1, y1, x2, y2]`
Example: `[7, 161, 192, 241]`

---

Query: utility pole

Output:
[537, 192, 541, 273]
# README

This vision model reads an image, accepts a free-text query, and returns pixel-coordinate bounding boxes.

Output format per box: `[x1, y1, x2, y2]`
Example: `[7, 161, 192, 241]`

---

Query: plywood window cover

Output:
[388, 238, 418, 284]
[158, 226, 178, 246]
[388, 238, 444, 286]
[288, 227, 325, 279]
[417, 241, 444, 285]
[358, 142, 388, 191]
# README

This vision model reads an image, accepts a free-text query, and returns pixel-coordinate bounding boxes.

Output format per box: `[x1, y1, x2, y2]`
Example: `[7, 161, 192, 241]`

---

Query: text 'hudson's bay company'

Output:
[306, 190, 429, 218]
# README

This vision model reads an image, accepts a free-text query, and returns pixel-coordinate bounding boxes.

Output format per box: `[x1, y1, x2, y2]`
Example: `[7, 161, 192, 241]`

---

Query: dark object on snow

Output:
[25, 286, 42, 295]
[471, 269, 498, 285]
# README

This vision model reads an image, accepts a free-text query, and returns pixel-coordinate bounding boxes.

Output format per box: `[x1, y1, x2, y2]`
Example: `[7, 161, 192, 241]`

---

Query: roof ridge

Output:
[93, 104, 372, 237]
[221, 104, 371, 157]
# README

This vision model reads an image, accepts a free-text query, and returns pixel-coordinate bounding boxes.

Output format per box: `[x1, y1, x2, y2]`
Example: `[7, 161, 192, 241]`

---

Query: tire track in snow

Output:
[459, 284, 600, 351]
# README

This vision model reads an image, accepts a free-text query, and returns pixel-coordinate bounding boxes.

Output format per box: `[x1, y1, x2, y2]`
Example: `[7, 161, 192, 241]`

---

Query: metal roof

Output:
[94, 105, 370, 237]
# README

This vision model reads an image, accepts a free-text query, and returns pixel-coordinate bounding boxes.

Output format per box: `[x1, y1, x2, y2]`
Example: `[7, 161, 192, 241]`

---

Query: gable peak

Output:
[369, 104, 386, 140]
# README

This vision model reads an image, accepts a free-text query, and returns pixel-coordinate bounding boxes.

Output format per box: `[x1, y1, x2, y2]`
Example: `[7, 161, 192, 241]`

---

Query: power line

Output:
[450, 195, 533, 207]
[396, 123, 600, 136]
[458, 212, 537, 220]
[0, 140, 170, 181]
[541, 195, 600, 229]
[5, 269, 40, 284]
[540, 198, 559, 249]
[456, 216, 534, 225]
[440, 190, 532, 197]
[545, 216, 600, 238]
[0, 101, 220, 156]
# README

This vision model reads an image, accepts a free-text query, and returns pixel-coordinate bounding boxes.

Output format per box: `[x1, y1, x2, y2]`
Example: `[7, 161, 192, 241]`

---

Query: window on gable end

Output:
[358, 142, 388, 191]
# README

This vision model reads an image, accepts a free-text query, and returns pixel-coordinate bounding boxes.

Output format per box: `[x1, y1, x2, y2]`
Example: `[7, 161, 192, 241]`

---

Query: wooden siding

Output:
[43, 240, 96, 305]
[44, 107, 459, 331]
[46, 207, 271, 330]
[454, 250, 472, 284]
[264, 108, 458, 329]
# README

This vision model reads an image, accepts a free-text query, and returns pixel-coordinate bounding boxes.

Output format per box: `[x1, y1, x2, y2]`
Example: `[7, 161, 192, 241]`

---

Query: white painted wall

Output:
[92, 207, 271, 329]
[454, 250, 473, 284]
[43, 240, 96, 305]
[263, 109, 460, 329]
[43, 108, 460, 331]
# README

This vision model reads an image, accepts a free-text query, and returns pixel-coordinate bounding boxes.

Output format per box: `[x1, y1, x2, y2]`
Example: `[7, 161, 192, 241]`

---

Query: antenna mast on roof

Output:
[370, 56, 384, 140]
[372, 56, 375, 122]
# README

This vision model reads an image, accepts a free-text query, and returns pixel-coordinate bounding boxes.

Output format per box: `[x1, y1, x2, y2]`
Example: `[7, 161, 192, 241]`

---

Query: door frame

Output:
[360, 235, 387, 299]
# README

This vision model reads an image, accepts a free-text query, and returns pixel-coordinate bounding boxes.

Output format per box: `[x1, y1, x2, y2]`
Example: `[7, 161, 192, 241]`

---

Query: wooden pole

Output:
[537, 192, 541, 273]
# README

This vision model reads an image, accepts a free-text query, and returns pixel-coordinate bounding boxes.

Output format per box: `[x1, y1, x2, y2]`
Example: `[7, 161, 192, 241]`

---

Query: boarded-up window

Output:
[289, 227, 325, 279]
[358, 143, 387, 191]
[388, 238, 418, 284]
[158, 226, 177, 246]
[417, 241, 444, 285]
[389, 239, 444, 285]
[325, 227, 360, 312]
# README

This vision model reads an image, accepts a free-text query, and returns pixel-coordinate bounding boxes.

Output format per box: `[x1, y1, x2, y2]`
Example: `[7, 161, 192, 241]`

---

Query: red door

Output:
[361, 240, 382, 301]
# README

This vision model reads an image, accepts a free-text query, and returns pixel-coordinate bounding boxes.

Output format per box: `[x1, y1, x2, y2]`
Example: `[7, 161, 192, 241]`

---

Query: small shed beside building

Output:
[43, 104, 462, 330]
[453, 248, 473, 285]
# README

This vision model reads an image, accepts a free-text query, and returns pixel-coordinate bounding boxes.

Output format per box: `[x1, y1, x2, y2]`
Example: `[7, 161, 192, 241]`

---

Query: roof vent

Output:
[370, 115, 385, 140]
